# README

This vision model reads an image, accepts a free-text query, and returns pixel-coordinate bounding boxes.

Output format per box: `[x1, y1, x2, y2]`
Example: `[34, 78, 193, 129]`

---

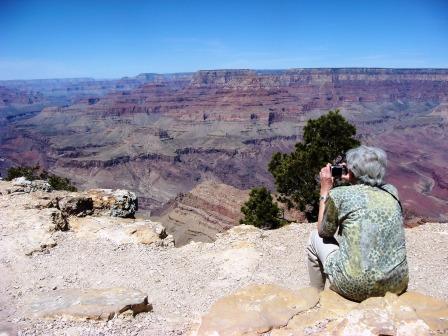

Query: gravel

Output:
[0, 221, 447, 335]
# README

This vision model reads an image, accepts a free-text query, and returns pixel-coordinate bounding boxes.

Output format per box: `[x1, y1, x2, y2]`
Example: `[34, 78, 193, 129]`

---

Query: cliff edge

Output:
[0, 181, 446, 335]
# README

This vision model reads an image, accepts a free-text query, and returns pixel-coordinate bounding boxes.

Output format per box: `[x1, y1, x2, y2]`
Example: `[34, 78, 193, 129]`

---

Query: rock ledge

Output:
[27, 287, 152, 321]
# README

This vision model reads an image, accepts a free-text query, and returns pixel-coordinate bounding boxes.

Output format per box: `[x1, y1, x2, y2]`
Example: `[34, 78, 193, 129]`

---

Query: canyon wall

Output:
[1, 69, 447, 221]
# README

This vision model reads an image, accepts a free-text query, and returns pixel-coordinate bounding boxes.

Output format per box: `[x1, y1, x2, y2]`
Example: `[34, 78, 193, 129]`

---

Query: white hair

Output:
[346, 145, 387, 186]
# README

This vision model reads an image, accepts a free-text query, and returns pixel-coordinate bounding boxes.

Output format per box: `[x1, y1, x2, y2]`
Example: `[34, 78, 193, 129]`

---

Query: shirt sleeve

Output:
[318, 196, 339, 238]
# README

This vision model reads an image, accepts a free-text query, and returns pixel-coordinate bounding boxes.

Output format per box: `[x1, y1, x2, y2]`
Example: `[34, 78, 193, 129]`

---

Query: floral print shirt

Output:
[320, 183, 409, 302]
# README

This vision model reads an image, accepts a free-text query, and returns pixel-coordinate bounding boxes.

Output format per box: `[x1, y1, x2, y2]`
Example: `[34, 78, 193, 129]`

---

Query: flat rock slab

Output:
[271, 289, 448, 336]
[68, 217, 173, 246]
[27, 287, 151, 321]
[0, 205, 65, 256]
[194, 284, 319, 335]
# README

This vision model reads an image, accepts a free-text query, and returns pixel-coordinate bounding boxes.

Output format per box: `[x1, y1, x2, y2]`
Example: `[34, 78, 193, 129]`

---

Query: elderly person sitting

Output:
[306, 145, 408, 302]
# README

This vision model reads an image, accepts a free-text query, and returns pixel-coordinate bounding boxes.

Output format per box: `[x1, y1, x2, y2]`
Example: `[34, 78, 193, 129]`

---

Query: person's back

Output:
[307, 145, 409, 302]
[322, 183, 408, 301]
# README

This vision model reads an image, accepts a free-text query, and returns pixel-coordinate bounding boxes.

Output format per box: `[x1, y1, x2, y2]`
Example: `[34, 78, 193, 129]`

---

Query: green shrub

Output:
[47, 174, 77, 192]
[5, 165, 77, 191]
[240, 187, 284, 229]
[268, 110, 360, 221]
[6, 165, 40, 181]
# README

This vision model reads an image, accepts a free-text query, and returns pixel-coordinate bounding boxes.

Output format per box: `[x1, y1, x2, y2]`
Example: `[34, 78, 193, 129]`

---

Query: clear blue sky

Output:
[0, 0, 447, 79]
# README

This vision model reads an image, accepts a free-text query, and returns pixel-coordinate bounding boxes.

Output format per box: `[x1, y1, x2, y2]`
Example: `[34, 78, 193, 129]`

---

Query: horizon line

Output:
[1, 67, 448, 82]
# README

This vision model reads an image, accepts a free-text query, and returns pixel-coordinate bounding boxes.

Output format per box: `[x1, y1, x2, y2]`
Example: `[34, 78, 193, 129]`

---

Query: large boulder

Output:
[270, 289, 448, 336]
[68, 217, 174, 246]
[87, 188, 138, 218]
[22, 207, 67, 255]
[0, 180, 68, 255]
[11, 177, 52, 193]
[57, 195, 93, 217]
[193, 286, 448, 336]
[26, 287, 152, 321]
[193, 285, 319, 335]
[1, 206, 66, 256]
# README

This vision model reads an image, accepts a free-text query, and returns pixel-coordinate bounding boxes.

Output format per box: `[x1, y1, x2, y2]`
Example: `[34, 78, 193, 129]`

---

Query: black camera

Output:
[331, 165, 347, 178]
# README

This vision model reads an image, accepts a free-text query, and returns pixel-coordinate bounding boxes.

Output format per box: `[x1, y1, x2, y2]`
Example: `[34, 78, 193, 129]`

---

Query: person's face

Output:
[341, 164, 356, 184]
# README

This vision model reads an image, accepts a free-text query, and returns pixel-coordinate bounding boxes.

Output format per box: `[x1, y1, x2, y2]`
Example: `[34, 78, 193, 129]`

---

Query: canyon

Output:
[1, 68, 447, 229]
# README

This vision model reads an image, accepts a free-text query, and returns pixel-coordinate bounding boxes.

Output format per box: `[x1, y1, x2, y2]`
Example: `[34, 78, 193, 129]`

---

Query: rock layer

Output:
[2, 69, 447, 222]
[157, 180, 249, 245]
[156, 180, 306, 245]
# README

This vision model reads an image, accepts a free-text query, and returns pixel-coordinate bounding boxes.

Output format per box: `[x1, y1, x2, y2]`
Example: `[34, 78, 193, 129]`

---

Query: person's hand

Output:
[320, 163, 334, 196]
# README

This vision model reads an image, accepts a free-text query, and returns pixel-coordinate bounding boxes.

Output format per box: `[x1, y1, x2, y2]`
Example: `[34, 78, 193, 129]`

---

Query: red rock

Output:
[1, 69, 448, 222]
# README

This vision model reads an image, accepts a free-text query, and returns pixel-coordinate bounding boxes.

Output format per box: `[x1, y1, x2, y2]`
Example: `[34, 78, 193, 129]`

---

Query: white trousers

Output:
[306, 229, 339, 290]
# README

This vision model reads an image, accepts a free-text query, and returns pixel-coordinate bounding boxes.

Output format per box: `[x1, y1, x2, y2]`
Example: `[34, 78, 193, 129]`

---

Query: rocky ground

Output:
[0, 181, 447, 335]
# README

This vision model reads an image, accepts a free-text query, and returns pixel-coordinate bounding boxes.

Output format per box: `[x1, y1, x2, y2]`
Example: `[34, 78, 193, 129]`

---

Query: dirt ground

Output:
[0, 208, 447, 335]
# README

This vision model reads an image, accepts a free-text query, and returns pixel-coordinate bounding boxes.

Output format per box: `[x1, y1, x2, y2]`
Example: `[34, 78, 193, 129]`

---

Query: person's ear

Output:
[341, 168, 351, 182]
[348, 170, 356, 183]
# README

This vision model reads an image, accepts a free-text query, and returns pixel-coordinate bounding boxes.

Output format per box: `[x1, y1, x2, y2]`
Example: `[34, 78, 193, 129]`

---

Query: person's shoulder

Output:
[329, 184, 359, 200]
[380, 184, 399, 198]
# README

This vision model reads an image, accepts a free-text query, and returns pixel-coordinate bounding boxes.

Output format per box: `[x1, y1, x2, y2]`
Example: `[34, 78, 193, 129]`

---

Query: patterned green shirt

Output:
[320, 184, 408, 302]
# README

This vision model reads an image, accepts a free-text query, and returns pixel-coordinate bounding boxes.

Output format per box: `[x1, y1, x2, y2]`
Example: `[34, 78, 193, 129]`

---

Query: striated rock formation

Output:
[156, 180, 306, 245]
[1, 69, 448, 223]
[0, 75, 184, 108]
[0, 85, 43, 109]
[0, 74, 188, 173]
[156, 180, 249, 245]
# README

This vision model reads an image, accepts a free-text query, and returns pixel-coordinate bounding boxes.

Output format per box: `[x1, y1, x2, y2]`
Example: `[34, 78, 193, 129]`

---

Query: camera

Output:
[331, 165, 347, 178]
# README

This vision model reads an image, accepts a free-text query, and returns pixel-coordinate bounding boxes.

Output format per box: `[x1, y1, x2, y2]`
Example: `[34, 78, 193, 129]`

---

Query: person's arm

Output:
[317, 198, 327, 234]
[317, 163, 333, 233]
[318, 196, 339, 237]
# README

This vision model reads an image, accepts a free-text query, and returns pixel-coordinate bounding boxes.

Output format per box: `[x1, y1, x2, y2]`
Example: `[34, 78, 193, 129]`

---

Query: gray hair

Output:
[346, 145, 387, 186]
